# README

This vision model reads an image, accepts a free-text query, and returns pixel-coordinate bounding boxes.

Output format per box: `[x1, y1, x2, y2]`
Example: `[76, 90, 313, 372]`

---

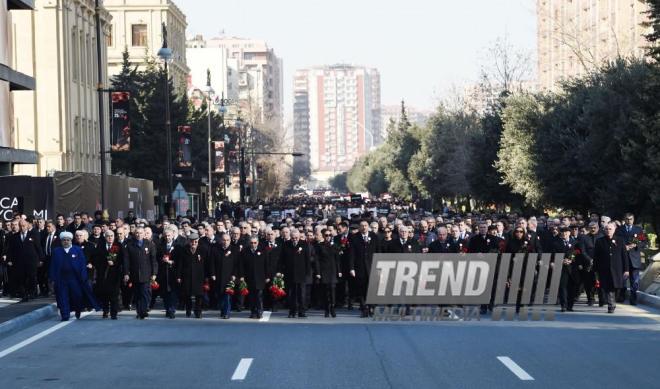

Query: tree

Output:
[329, 172, 348, 193]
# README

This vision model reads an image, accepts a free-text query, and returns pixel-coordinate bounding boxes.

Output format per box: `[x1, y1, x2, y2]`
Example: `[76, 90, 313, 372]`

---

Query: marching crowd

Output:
[0, 201, 648, 321]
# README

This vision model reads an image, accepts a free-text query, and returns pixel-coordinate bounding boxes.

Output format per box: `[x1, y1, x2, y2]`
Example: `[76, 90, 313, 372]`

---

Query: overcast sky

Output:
[177, 0, 537, 116]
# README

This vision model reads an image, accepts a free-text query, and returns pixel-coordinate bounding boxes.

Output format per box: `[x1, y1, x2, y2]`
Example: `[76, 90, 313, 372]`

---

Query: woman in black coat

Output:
[314, 229, 341, 318]
[175, 234, 207, 318]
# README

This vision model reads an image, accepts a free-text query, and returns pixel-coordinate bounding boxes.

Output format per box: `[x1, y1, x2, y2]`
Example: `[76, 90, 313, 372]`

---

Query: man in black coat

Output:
[315, 230, 340, 317]
[175, 233, 207, 318]
[279, 229, 310, 318]
[428, 227, 458, 253]
[7, 219, 44, 301]
[240, 237, 268, 319]
[594, 222, 629, 313]
[576, 221, 603, 306]
[122, 227, 158, 319]
[211, 233, 236, 319]
[333, 221, 353, 309]
[468, 222, 499, 253]
[553, 227, 579, 312]
[349, 220, 379, 318]
[262, 228, 282, 312]
[391, 226, 422, 253]
[93, 230, 123, 319]
[40, 221, 61, 297]
[157, 226, 179, 319]
[615, 213, 646, 305]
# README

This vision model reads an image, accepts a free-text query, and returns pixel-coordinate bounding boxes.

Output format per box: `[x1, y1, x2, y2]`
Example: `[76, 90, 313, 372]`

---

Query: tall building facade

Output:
[0, 0, 37, 175]
[538, 0, 651, 91]
[12, 0, 112, 176]
[293, 65, 381, 180]
[186, 35, 283, 130]
[104, 0, 189, 93]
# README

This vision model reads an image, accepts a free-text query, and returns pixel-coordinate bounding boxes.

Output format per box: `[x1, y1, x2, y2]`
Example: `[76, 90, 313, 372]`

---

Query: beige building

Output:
[538, 0, 651, 91]
[0, 0, 37, 175]
[105, 0, 189, 93]
[12, 0, 112, 176]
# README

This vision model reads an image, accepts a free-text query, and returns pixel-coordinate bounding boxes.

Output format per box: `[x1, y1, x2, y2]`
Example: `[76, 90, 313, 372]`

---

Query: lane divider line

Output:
[497, 356, 534, 381]
[259, 311, 271, 322]
[0, 311, 92, 359]
[231, 358, 253, 381]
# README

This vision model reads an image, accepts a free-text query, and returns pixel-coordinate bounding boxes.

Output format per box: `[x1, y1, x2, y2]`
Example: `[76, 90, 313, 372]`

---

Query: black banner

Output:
[0, 176, 54, 221]
[176, 125, 192, 171]
[350, 194, 362, 203]
[110, 91, 130, 152]
[377, 207, 390, 215]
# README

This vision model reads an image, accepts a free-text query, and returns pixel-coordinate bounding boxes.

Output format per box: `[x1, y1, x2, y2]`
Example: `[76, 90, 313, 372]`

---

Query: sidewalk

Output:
[0, 297, 57, 338]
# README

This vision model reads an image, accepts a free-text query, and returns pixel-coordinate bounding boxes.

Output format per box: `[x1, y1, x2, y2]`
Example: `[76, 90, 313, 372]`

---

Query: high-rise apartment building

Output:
[293, 65, 381, 180]
[104, 0, 189, 93]
[186, 35, 283, 130]
[538, 0, 651, 91]
[11, 0, 112, 176]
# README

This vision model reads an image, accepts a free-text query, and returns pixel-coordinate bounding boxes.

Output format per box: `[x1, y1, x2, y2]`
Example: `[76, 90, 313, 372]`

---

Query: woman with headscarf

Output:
[49, 231, 100, 321]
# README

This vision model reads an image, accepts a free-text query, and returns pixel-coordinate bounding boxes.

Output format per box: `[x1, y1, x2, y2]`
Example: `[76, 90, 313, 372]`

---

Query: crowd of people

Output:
[0, 200, 648, 321]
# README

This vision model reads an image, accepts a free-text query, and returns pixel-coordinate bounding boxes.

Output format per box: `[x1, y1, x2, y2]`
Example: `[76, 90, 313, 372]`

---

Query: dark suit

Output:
[333, 233, 353, 308]
[616, 224, 645, 304]
[576, 232, 603, 305]
[7, 229, 44, 299]
[279, 240, 311, 316]
[175, 246, 207, 317]
[211, 245, 236, 317]
[40, 232, 61, 296]
[262, 241, 282, 310]
[349, 232, 379, 314]
[552, 237, 579, 310]
[122, 239, 158, 318]
[240, 248, 267, 317]
[157, 240, 178, 316]
[93, 242, 123, 318]
[594, 235, 629, 311]
[428, 239, 458, 253]
[391, 239, 422, 253]
[314, 242, 339, 313]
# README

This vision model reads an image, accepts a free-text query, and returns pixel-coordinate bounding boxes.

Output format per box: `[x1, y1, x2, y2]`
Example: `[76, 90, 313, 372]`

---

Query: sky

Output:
[177, 0, 537, 116]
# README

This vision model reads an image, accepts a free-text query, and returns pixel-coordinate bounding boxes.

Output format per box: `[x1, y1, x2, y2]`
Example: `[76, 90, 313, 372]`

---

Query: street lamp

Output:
[157, 22, 173, 218]
[202, 69, 215, 216]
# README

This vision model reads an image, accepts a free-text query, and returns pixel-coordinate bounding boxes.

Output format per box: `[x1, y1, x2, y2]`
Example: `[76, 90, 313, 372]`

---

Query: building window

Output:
[107, 24, 113, 47]
[131, 24, 148, 47]
[72, 29, 79, 81]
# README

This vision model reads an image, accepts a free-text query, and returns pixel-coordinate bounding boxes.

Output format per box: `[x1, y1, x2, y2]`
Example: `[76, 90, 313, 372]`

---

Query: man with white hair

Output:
[594, 222, 629, 313]
[92, 230, 123, 319]
[280, 229, 311, 318]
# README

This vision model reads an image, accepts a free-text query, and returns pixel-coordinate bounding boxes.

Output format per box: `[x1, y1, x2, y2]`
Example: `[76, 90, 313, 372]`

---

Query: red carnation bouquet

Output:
[150, 280, 160, 291]
[269, 274, 286, 300]
[498, 240, 507, 254]
[238, 279, 249, 296]
[632, 232, 647, 246]
[107, 244, 119, 262]
[202, 281, 211, 293]
[225, 280, 235, 295]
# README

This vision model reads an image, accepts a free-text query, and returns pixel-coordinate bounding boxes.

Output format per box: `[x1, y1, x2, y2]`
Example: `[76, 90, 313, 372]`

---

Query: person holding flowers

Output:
[239, 237, 268, 319]
[92, 230, 122, 319]
[211, 233, 236, 319]
[615, 213, 646, 305]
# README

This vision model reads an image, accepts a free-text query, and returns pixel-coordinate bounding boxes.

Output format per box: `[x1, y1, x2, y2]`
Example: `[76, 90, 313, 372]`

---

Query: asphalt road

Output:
[0, 301, 658, 389]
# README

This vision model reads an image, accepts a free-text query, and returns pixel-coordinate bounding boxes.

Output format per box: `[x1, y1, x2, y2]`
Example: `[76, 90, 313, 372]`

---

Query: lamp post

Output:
[239, 149, 304, 203]
[202, 69, 215, 216]
[157, 23, 173, 218]
[94, 0, 107, 211]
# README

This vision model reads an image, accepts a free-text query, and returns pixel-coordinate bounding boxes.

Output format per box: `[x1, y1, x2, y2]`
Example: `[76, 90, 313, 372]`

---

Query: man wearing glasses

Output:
[615, 213, 646, 305]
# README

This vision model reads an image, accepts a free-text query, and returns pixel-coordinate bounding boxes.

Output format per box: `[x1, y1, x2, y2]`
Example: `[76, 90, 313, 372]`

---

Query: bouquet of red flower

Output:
[339, 236, 349, 255]
[269, 274, 286, 300]
[459, 243, 468, 254]
[107, 244, 119, 262]
[498, 240, 507, 254]
[150, 280, 160, 291]
[632, 232, 647, 246]
[202, 281, 211, 293]
[570, 248, 582, 261]
[225, 280, 235, 295]
[238, 279, 249, 296]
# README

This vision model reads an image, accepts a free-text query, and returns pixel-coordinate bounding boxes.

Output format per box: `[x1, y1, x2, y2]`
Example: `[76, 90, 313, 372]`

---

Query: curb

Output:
[637, 292, 660, 310]
[0, 303, 58, 338]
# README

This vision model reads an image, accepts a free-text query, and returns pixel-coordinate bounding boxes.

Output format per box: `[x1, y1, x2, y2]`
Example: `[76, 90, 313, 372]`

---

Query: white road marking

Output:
[231, 358, 253, 381]
[259, 311, 271, 322]
[0, 311, 92, 359]
[497, 356, 534, 380]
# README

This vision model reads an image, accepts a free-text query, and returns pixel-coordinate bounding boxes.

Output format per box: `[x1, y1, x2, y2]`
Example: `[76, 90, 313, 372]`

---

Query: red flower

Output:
[109, 245, 120, 254]
[225, 288, 235, 295]
[574, 248, 582, 255]
[240, 287, 250, 296]
[498, 240, 506, 253]
[461, 246, 469, 254]
[202, 281, 211, 293]
[150, 280, 160, 291]
[594, 279, 601, 289]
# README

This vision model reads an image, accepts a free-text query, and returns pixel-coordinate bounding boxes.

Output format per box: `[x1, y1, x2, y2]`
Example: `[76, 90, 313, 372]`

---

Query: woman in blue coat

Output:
[49, 231, 100, 321]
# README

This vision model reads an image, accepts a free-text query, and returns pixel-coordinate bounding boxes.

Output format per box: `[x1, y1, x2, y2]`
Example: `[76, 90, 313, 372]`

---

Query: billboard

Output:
[110, 91, 130, 152]
[213, 141, 225, 173]
[176, 125, 192, 170]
